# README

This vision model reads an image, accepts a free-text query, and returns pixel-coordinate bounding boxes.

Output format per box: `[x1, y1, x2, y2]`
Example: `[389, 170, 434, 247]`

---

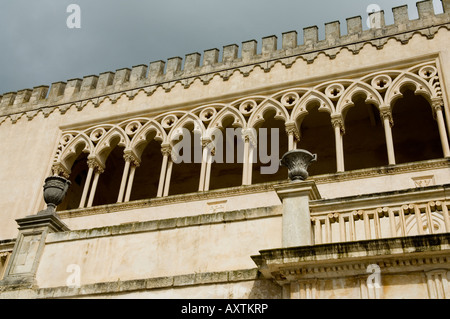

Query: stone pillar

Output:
[117, 156, 132, 203]
[163, 158, 174, 197]
[198, 139, 213, 191]
[241, 129, 257, 185]
[1, 214, 69, 287]
[86, 159, 104, 208]
[331, 116, 345, 172]
[380, 106, 396, 165]
[157, 145, 171, 197]
[1, 177, 70, 288]
[274, 180, 321, 247]
[123, 154, 140, 202]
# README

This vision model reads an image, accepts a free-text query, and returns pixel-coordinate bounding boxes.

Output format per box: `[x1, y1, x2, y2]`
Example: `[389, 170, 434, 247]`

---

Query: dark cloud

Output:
[0, 0, 442, 94]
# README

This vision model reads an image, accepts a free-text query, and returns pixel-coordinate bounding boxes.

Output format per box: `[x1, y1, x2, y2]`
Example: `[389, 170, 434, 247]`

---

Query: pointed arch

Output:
[58, 132, 93, 173]
[167, 112, 205, 145]
[384, 72, 436, 107]
[336, 81, 384, 118]
[291, 89, 334, 125]
[130, 120, 166, 160]
[247, 98, 289, 129]
[93, 126, 130, 167]
[206, 106, 246, 138]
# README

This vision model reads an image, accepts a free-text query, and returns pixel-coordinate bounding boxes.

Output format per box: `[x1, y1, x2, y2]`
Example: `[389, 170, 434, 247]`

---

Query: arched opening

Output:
[129, 138, 163, 201]
[297, 103, 336, 175]
[169, 124, 202, 196]
[342, 95, 388, 171]
[92, 143, 125, 206]
[57, 152, 88, 211]
[391, 88, 442, 164]
[208, 116, 244, 191]
[252, 111, 289, 184]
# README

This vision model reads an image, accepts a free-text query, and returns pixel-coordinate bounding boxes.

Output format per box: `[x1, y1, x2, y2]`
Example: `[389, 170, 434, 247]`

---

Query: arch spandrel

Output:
[336, 81, 384, 118]
[290, 90, 334, 127]
[247, 98, 289, 129]
[56, 132, 93, 174]
[130, 120, 166, 160]
[385, 72, 437, 108]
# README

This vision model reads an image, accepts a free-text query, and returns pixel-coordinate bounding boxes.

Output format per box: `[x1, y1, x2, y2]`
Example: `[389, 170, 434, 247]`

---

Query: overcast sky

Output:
[0, 0, 444, 95]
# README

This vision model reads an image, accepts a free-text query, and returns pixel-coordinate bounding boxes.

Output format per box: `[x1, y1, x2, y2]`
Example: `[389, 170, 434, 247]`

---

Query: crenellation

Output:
[47, 82, 66, 100]
[165, 57, 182, 76]
[0, 1, 449, 115]
[29, 86, 49, 104]
[346, 16, 363, 35]
[148, 61, 165, 82]
[281, 31, 298, 50]
[393, 5, 409, 25]
[241, 40, 258, 62]
[81, 75, 98, 92]
[368, 10, 386, 29]
[184, 52, 201, 72]
[261, 35, 278, 56]
[417, 0, 435, 19]
[113, 68, 131, 87]
[222, 44, 239, 63]
[13, 89, 32, 105]
[0, 92, 16, 108]
[203, 48, 219, 66]
[303, 26, 319, 47]
[64, 78, 82, 97]
[444, 0, 450, 13]
[325, 21, 341, 44]
[130, 64, 148, 83]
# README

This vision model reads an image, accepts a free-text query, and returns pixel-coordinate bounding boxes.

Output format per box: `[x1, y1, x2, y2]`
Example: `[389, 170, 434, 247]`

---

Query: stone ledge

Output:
[48, 205, 282, 244]
[57, 181, 280, 219]
[252, 233, 450, 281]
[33, 268, 260, 299]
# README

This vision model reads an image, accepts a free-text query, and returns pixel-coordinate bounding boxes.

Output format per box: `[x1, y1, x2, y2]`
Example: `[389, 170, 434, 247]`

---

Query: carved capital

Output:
[431, 98, 444, 113]
[331, 116, 345, 134]
[241, 128, 257, 147]
[379, 107, 394, 127]
[285, 121, 300, 141]
[123, 153, 140, 167]
[87, 158, 104, 174]
[161, 144, 172, 157]
[51, 163, 70, 179]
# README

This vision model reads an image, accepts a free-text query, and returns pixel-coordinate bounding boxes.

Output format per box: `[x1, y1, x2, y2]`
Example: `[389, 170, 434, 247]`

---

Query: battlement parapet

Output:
[0, 0, 449, 118]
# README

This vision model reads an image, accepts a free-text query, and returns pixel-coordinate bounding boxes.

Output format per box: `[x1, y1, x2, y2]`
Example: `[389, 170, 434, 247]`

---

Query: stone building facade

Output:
[0, 0, 449, 299]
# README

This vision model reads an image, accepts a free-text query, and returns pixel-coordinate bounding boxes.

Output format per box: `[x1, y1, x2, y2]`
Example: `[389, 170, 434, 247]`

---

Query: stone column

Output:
[241, 129, 257, 185]
[123, 154, 140, 202]
[274, 180, 321, 247]
[285, 121, 300, 151]
[86, 159, 104, 208]
[163, 158, 174, 197]
[331, 116, 345, 172]
[432, 98, 450, 158]
[198, 139, 213, 191]
[380, 106, 396, 165]
[79, 165, 94, 208]
[157, 145, 171, 197]
[117, 156, 132, 203]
